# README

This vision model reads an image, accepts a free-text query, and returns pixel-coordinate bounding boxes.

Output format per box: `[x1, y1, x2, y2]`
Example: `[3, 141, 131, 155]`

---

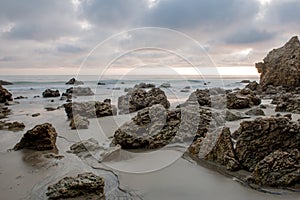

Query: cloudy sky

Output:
[0, 0, 299, 76]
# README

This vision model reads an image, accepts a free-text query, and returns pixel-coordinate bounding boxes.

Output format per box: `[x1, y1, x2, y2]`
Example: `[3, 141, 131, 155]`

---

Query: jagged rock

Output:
[0, 80, 13, 85]
[62, 87, 94, 97]
[0, 121, 25, 131]
[69, 114, 89, 129]
[226, 88, 261, 109]
[247, 149, 300, 187]
[256, 36, 300, 90]
[241, 80, 251, 83]
[68, 138, 102, 156]
[65, 78, 84, 85]
[234, 117, 300, 171]
[64, 101, 117, 119]
[180, 89, 190, 92]
[185, 89, 211, 107]
[245, 81, 260, 91]
[42, 89, 60, 98]
[225, 110, 250, 121]
[13, 123, 57, 151]
[200, 127, 240, 171]
[46, 172, 105, 200]
[0, 105, 10, 119]
[118, 87, 170, 114]
[160, 83, 171, 88]
[32, 113, 40, 117]
[134, 82, 155, 88]
[0, 85, 13, 103]
[273, 94, 300, 114]
[245, 108, 265, 116]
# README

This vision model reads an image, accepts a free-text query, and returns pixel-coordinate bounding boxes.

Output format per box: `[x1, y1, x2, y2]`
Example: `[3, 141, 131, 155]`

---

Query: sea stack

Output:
[255, 36, 300, 90]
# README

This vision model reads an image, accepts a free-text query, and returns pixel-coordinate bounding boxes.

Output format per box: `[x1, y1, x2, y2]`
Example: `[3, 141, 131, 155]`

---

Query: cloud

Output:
[225, 28, 276, 44]
[57, 44, 85, 53]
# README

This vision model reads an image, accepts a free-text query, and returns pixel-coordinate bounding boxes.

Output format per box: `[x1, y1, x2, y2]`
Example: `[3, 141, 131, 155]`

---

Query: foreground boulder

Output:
[64, 101, 117, 119]
[69, 114, 89, 129]
[0, 85, 13, 103]
[234, 117, 300, 171]
[247, 149, 300, 187]
[62, 87, 94, 97]
[13, 123, 57, 151]
[46, 172, 105, 200]
[42, 89, 60, 98]
[65, 77, 84, 85]
[226, 88, 261, 109]
[256, 36, 300, 90]
[118, 87, 170, 114]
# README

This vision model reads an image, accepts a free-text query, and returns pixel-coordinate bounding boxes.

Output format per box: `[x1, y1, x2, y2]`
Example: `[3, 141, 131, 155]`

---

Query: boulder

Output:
[118, 88, 170, 114]
[46, 172, 105, 200]
[234, 117, 300, 171]
[226, 88, 261, 109]
[0, 80, 13, 85]
[256, 36, 300, 90]
[69, 114, 89, 129]
[247, 149, 300, 187]
[160, 82, 171, 88]
[225, 110, 250, 121]
[62, 87, 94, 97]
[184, 89, 211, 107]
[13, 123, 58, 151]
[245, 81, 260, 91]
[68, 138, 102, 156]
[65, 77, 84, 85]
[274, 94, 300, 114]
[245, 107, 265, 116]
[0, 85, 13, 103]
[64, 101, 117, 119]
[97, 82, 106, 85]
[134, 82, 155, 88]
[0, 121, 25, 131]
[42, 89, 60, 98]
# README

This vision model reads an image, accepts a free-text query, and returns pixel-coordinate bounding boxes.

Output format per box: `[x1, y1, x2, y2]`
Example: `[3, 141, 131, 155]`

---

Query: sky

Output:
[0, 0, 299, 76]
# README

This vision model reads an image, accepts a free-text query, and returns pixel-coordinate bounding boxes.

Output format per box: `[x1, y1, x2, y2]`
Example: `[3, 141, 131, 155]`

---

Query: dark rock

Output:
[42, 89, 60, 98]
[14, 96, 27, 100]
[64, 101, 117, 119]
[241, 80, 251, 83]
[0, 80, 13, 85]
[112, 87, 121, 90]
[234, 117, 300, 171]
[180, 89, 190, 93]
[0, 85, 13, 103]
[63, 87, 94, 97]
[0, 105, 10, 119]
[45, 107, 57, 111]
[46, 172, 105, 200]
[225, 110, 250, 121]
[245, 81, 260, 91]
[134, 82, 155, 88]
[97, 82, 106, 85]
[69, 114, 89, 129]
[184, 86, 191, 89]
[13, 123, 58, 151]
[226, 88, 261, 109]
[0, 121, 25, 131]
[184, 89, 211, 107]
[247, 149, 300, 187]
[274, 94, 300, 114]
[256, 36, 300, 90]
[68, 138, 102, 155]
[245, 108, 265, 116]
[32, 113, 40, 117]
[160, 83, 171, 88]
[65, 78, 84, 85]
[118, 87, 170, 114]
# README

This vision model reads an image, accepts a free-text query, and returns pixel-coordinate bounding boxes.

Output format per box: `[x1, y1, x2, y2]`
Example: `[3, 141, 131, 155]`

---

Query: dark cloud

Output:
[57, 44, 85, 53]
[0, 56, 20, 62]
[225, 28, 276, 44]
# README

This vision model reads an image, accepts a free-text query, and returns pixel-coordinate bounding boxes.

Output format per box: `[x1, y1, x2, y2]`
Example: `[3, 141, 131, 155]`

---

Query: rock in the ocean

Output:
[69, 114, 89, 129]
[245, 107, 265, 116]
[46, 172, 105, 200]
[200, 127, 240, 171]
[245, 81, 260, 91]
[234, 117, 300, 171]
[65, 77, 84, 85]
[0, 80, 13, 85]
[62, 87, 94, 97]
[64, 101, 117, 119]
[226, 88, 261, 109]
[42, 89, 60, 98]
[13, 123, 58, 151]
[118, 87, 170, 114]
[247, 149, 300, 187]
[256, 36, 300, 90]
[0, 85, 13, 103]
[134, 82, 155, 88]
[160, 82, 171, 88]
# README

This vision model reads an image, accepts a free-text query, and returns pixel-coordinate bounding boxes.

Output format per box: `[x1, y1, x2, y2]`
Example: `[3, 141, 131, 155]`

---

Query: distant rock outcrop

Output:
[256, 36, 300, 90]
[0, 85, 13, 103]
[42, 89, 60, 98]
[0, 80, 13, 85]
[65, 77, 84, 85]
[14, 123, 58, 151]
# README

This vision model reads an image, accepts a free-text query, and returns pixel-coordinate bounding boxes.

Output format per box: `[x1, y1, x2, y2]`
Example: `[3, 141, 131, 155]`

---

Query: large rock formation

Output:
[13, 123, 58, 151]
[42, 89, 60, 98]
[272, 94, 300, 114]
[226, 88, 261, 109]
[247, 149, 300, 187]
[256, 36, 300, 90]
[65, 77, 84, 85]
[64, 101, 117, 119]
[46, 172, 105, 200]
[0, 85, 13, 103]
[234, 117, 300, 171]
[118, 87, 170, 114]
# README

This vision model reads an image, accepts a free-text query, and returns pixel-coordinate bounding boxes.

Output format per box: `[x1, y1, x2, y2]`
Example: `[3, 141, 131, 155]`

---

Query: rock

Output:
[247, 149, 300, 187]
[65, 78, 84, 85]
[245, 81, 260, 91]
[184, 86, 191, 89]
[226, 88, 261, 109]
[62, 87, 94, 97]
[97, 82, 106, 85]
[0, 121, 25, 131]
[256, 36, 300, 90]
[68, 138, 102, 156]
[134, 82, 155, 88]
[184, 89, 211, 107]
[13, 123, 58, 151]
[225, 110, 250, 121]
[0, 105, 10, 119]
[241, 80, 251, 83]
[124, 88, 132, 92]
[118, 87, 170, 114]
[64, 101, 117, 119]
[14, 96, 27, 100]
[31, 113, 40, 117]
[234, 117, 300, 171]
[160, 83, 171, 88]
[45, 107, 57, 111]
[274, 94, 300, 114]
[180, 89, 190, 92]
[46, 172, 105, 200]
[245, 108, 265, 116]
[0, 85, 13, 103]
[69, 114, 89, 129]
[200, 127, 240, 171]
[112, 87, 120, 90]
[0, 80, 13, 85]
[42, 89, 60, 98]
